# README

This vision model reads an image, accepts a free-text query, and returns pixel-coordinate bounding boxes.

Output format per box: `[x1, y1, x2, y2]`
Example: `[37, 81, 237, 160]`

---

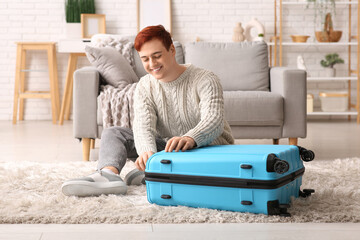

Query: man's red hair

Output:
[134, 25, 173, 51]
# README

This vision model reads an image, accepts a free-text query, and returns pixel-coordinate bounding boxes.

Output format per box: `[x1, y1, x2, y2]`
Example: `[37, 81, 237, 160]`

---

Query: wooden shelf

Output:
[283, 42, 357, 46]
[308, 111, 358, 116]
[267, 42, 358, 46]
[282, 1, 358, 5]
[307, 77, 358, 81]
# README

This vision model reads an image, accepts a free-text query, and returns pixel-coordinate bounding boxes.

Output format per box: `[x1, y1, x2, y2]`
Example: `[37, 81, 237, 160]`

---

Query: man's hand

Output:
[135, 151, 154, 171]
[165, 136, 196, 152]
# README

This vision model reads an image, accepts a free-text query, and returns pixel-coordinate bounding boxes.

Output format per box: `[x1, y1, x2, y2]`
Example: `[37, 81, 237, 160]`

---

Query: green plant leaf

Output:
[321, 53, 344, 68]
[65, 0, 95, 23]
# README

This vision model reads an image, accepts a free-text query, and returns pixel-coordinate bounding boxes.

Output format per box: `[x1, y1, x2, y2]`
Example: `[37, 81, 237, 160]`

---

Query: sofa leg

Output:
[289, 138, 298, 145]
[273, 139, 279, 145]
[82, 138, 91, 161]
[90, 139, 95, 149]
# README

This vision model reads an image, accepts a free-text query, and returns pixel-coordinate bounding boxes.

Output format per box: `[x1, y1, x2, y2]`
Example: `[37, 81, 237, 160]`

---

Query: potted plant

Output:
[257, 33, 264, 41]
[320, 53, 344, 77]
[65, 0, 96, 39]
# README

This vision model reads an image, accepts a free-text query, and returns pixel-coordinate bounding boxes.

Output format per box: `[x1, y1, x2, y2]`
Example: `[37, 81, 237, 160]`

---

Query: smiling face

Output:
[138, 38, 176, 82]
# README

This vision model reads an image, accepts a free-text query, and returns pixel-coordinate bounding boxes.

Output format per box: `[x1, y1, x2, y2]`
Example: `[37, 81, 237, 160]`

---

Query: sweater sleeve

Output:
[183, 72, 225, 147]
[133, 79, 158, 155]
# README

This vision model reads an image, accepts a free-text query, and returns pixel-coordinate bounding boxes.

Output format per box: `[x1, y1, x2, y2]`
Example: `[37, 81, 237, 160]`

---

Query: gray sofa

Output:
[73, 39, 307, 161]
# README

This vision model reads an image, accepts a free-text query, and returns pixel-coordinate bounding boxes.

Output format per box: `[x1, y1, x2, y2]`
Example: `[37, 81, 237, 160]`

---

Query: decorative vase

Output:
[65, 23, 82, 39]
[232, 22, 245, 42]
[244, 18, 265, 42]
[324, 68, 335, 77]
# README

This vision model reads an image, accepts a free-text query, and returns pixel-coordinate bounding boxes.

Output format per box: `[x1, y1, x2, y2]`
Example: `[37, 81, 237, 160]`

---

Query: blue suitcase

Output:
[145, 145, 315, 216]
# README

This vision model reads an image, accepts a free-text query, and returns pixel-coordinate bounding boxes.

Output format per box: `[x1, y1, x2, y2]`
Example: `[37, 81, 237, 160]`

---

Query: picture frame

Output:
[81, 14, 106, 39]
[137, 0, 172, 34]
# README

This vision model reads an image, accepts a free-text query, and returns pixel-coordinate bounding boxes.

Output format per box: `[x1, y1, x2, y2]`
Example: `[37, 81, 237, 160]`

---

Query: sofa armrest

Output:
[73, 67, 100, 139]
[270, 67, 307, 138]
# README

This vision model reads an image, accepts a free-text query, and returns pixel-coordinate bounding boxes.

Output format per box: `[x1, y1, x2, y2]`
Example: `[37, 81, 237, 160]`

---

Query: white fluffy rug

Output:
[1, 158, 360, 224]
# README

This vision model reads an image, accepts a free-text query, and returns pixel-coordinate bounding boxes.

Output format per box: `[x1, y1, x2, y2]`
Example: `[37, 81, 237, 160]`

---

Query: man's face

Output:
[138, 39, 175, 81]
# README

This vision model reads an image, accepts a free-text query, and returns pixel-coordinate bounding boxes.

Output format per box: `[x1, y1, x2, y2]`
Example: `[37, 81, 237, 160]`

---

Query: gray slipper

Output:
[124, 169, 145, 185]
[61, 170, 128, 197]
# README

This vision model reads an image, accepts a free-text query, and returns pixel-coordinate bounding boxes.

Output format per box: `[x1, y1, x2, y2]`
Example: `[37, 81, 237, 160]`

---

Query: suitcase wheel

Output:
[279, 204, 292, 217]
[280, 212, 291, 217]
[303, 189, 315, 195]
[298, 147, 315, 162]
[267, 154, 289, 174]
[274, 160, 290, 174]
[299, 189, 315, 198]
[267, 200, 292, 217]
[279, 204, 291, 209]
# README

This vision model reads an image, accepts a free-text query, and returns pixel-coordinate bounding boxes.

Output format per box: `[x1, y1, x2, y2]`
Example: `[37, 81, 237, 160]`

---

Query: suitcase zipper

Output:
[145, 167, 305, 189]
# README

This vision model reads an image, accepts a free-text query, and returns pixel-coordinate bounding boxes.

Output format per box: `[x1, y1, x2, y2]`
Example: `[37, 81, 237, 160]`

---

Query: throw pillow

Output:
[85, 46, 139, 89]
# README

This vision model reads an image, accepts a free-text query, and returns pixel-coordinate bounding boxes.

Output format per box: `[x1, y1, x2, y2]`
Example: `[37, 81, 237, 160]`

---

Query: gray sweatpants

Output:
[97, 127, 167, 173]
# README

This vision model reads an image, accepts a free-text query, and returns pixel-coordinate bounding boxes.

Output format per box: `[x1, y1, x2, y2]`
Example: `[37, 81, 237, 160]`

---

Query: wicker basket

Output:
[315, 13, 342, 42]
[315, 31, 342, 42]
[315, 31, 330, 42]
[329, 30, 342, 42]
[291, 35, 310, 43]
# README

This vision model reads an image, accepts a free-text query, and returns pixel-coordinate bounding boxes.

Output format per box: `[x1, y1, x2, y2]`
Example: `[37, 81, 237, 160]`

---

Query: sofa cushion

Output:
[97, 91, 283, 127]
[184, 41, 269, 91]
[174, 41, 185, 65]
[132, 49, 148, 78]
[85, 46, 139, 89]
[224, 91, 283, 126]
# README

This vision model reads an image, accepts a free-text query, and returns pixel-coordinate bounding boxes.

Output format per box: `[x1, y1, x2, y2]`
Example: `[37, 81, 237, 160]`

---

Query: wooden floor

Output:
[0, 223, 360, 240]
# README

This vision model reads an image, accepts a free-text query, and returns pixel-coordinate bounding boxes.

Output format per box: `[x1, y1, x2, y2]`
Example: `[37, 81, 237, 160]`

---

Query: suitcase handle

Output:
[241, 201, 253, 205]
[161, 194, 172, 199]
[160, 159, 172, 164]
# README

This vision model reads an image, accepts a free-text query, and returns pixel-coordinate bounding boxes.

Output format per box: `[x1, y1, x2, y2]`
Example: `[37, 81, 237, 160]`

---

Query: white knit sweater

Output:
[133, 64, 234, 155]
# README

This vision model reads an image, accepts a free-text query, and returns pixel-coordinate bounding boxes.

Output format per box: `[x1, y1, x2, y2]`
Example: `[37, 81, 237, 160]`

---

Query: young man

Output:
[61, 25, 234, 197]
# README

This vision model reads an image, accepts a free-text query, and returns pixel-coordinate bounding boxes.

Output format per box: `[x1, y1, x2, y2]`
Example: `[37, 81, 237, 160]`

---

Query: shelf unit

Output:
[270, 0, 360, 123]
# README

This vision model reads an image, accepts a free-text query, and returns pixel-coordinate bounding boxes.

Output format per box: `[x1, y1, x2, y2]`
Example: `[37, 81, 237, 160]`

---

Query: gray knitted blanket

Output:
[91, 35, 138, 129]
[99, 83, 137, 129]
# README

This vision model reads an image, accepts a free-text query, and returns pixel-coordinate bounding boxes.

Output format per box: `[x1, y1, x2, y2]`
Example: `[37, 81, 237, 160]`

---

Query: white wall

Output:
[0, 0, 357, 120]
